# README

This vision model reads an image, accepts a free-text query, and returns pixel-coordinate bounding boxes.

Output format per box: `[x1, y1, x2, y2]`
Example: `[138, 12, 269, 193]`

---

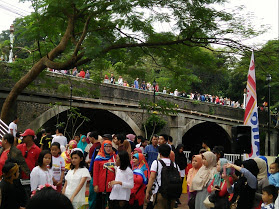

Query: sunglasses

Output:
[24, 150, 28, 158]
[104, 146, 112, 148]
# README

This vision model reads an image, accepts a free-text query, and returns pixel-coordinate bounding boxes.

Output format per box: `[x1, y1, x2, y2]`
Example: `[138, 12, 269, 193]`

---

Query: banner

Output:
[244, 51, 260, 158]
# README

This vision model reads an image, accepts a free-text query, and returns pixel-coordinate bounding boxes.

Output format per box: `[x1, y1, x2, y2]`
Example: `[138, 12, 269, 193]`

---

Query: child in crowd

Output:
[62, 149, 90, 209]
[109, 150, 134, 209]
[268, 162, 279, 187]
[261, 185, 278, 209]
[50, 142, 65, 192]
[61, 140, 77, 171]
[0, 160, 28, 209]
[30, 150, 53, 192]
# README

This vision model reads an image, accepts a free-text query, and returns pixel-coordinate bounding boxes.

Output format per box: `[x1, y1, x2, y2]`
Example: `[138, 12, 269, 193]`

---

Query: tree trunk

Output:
[1, 58, 46, 122]
[0, 17, 74, 123]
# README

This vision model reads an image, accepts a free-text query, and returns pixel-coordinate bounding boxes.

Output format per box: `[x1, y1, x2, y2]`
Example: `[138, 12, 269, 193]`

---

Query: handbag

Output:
[204, 181, 225, 209]
[203, 196, 215, 208]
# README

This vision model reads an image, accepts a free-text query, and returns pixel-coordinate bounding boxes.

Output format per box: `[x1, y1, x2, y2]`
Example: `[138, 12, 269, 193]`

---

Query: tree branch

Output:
[73, 15, 93, 56]
[102, 37, 252, 54]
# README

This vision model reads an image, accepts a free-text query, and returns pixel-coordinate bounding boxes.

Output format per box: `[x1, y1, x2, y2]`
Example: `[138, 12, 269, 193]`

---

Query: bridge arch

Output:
[27, 106, 143, 136]
[28, 106, 70, 131]
[182, 121, 232, 154]
[107, 110, 143, 136]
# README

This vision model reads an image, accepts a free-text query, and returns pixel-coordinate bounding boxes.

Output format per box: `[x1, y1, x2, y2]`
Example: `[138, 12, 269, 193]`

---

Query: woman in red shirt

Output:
[130, 153, 149, 209]
[93, 140, 116, 209]
[207, 158, 234, 209]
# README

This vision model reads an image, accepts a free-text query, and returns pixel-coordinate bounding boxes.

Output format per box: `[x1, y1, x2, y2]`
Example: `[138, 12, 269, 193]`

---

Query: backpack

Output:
[92, 145, 101, 161]
[158, 159, 182, 200]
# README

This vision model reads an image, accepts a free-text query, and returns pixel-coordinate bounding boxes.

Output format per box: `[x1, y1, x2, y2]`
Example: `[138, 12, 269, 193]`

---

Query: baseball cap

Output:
[20, 129, 35, 137]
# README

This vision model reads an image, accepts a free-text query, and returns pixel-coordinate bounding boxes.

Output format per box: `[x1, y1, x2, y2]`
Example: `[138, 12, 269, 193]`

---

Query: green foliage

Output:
[49, 102, 90, 140]
[143, 113, 167, 140]
[140, 98, 177, 139]
[0, 0, 269, 121]
[57, 84, 70, 94]
[193, 100, 201, 105]
[226, 40, 279, 110]
[8, 0, 263, 84]
[209, 107, 215, 115]
[139, 99, 178, 116]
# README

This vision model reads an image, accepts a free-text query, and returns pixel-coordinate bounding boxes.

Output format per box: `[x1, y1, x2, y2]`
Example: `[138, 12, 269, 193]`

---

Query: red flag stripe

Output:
[244, 96, 255, 122]
[247, 75, 256, 91]
[250, 61, 255, 70]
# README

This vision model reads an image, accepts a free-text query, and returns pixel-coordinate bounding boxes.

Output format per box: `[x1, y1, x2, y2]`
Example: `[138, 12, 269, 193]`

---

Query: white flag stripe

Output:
[0, 119, 9, 138]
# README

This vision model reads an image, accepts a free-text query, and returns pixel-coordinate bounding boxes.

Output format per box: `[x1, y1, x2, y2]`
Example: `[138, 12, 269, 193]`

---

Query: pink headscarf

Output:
[126, 134, 136, 142]
[187, 155, 202, 192]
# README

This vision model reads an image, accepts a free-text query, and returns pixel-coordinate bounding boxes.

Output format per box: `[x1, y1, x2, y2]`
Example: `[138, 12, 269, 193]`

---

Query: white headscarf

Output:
[254, 157, 267, 180]
[191, 151, 217, 191]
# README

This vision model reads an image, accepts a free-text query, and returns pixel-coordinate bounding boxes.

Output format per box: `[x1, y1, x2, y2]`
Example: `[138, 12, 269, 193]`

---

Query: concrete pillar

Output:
[169, 114, 184, 147]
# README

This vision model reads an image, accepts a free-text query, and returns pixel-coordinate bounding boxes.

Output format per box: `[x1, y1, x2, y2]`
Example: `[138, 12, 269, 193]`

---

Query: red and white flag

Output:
[244, 51, 260, 158]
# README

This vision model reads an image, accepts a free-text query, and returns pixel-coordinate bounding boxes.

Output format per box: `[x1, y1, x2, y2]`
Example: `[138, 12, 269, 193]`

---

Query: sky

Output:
[0, 0, 278, 48]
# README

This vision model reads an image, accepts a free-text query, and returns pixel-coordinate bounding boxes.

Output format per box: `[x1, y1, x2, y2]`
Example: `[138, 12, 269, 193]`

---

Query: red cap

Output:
[20, 129, 35, 137]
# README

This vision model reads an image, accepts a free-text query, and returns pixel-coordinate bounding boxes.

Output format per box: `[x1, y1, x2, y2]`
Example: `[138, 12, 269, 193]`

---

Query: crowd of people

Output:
[2, 117, 279, 209]
[103, 73, 244, 109]
[48, 68, 244, 109]
[48, 67, 90, 79]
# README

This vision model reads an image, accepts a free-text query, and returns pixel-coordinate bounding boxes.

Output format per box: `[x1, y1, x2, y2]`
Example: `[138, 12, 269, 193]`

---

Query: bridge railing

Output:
[184, 151, 243, 163]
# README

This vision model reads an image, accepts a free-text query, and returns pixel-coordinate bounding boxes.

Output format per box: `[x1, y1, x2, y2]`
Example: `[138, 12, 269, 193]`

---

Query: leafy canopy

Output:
[14, 0, 258, 71]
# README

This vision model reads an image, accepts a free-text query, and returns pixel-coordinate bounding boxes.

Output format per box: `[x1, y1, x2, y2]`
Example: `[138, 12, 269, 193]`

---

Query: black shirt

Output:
[40, 134, 53, 150]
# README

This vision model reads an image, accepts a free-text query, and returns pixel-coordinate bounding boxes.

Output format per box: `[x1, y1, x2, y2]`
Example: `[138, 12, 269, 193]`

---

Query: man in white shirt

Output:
[146, 144, 180, 209]
[52, 127, 67, 152]
[8, 116, 19, 137]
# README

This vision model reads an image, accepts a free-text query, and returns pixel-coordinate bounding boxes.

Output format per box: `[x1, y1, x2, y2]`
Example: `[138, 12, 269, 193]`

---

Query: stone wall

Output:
[16, 101, 50, 132]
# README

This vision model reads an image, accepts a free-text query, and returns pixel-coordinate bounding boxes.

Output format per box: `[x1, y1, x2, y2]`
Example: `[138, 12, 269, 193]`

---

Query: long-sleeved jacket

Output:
[93, 155, 116, 193]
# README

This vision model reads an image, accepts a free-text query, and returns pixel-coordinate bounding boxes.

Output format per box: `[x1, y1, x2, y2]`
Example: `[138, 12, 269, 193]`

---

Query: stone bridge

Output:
[0, 73, 277, 154]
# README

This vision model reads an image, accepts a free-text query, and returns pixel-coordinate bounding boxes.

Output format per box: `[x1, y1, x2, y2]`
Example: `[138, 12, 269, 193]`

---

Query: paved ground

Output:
[86, 183, 189, 208]
[178, 193, 189, 209]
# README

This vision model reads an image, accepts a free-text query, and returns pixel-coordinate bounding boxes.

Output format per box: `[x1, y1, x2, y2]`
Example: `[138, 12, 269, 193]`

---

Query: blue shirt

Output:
[144, 144, 159, 168]
[134, 80, 139, 89]
[268, 173, 279, 187]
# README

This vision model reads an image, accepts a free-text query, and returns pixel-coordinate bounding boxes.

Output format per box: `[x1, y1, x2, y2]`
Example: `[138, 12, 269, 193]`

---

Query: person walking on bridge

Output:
[134, 78, 139, 89]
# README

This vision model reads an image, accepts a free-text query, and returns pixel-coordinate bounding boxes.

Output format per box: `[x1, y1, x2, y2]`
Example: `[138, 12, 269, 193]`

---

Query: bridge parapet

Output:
[0, 72, 267, 124]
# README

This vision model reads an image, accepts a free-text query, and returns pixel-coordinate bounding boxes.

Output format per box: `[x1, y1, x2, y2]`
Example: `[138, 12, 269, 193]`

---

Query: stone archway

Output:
[182, 121, 232, 153]
[27, 106, 70, 131]
[181, 119, 205, 137]
[27, 106, 143, 136]
[108, 110, 144, 136]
